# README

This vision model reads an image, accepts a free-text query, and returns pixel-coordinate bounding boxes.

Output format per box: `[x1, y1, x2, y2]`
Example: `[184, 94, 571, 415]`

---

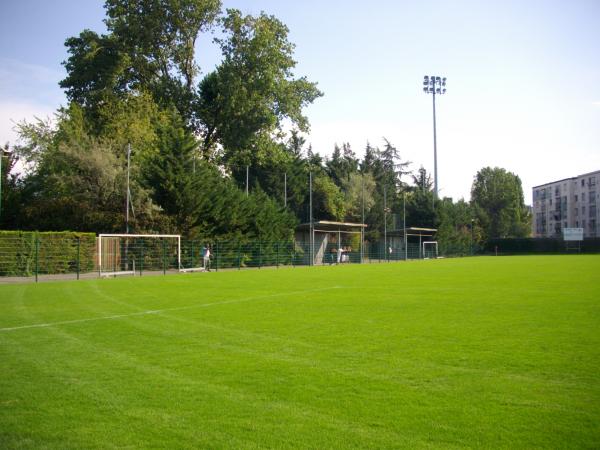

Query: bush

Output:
[484, 238, 600, 254]
[0, 231, 96, 276]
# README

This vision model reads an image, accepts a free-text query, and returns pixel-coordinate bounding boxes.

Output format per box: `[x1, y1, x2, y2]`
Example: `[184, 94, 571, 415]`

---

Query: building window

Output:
[582, 179, 585, 187]
[549, 198, 552, 205]
[575, 207, 578, 216]
[591, 205, 597, 218]
[590, 191, 596, 204]
[582, 206, 586, 215]
[576, 221, 579, 227]
[575, 194, 578, 202]
[582, 192, 586, 201]
[590, 177, 596, 187]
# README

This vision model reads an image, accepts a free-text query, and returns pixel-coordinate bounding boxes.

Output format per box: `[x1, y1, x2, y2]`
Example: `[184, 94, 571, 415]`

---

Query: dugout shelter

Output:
[295, 220, 367, 265]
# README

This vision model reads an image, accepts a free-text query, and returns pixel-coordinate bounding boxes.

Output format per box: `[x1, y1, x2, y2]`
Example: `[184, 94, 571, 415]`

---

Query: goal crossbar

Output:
[98, 234, 181, 273]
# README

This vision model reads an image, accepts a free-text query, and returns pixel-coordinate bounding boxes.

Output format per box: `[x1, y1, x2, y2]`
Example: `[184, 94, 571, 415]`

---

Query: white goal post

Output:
[98, 234, 182, 276]
[422, 241, 439, 259]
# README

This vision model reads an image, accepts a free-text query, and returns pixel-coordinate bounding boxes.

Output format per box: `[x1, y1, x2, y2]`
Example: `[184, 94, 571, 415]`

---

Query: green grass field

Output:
[1, 256, 599, 448]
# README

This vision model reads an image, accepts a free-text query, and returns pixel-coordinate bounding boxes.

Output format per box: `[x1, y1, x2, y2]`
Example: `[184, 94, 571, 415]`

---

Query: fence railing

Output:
[0, 234, 457, 281]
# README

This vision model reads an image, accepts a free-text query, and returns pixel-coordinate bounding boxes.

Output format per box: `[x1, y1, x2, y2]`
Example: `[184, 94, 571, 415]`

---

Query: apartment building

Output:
[532, 170, 599, 238]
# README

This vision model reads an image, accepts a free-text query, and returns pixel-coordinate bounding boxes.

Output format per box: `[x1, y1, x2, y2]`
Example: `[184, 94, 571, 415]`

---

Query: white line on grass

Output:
[0, 286, 343, 332]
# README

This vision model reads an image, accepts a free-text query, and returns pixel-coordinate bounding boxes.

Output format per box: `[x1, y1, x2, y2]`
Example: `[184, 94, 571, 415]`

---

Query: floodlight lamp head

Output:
[442, 88, 446, 94]
[423, 87, 428, 93]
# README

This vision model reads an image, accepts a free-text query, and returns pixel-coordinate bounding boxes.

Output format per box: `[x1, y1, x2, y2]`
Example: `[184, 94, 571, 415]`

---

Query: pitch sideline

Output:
[0, 286, 343, 332]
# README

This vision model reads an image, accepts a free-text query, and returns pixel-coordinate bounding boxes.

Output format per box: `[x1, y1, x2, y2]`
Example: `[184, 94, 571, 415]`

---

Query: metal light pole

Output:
[423, 75, 447, 200]
[309, 171, 313, 266]
[403, 192, 407, 261]
[361, 173, 365, 263]
[383, 186, 391, 261]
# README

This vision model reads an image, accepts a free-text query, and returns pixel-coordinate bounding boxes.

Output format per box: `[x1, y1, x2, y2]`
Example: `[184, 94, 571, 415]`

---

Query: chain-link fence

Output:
[0, 233, 463, 282]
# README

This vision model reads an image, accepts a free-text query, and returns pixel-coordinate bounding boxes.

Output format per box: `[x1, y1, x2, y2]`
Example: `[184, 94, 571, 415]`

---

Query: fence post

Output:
[35, 237, 39, 282]
[140, 240, 144, 276]
[215, 240, 219, 272]
[162, 240, 166, 275]
[258, 240, 262, 269]
[190, 240, 194, 271]
[276, 242, 279, 268]
[76, 237, 80, 280]
[238, 242, 241, 270]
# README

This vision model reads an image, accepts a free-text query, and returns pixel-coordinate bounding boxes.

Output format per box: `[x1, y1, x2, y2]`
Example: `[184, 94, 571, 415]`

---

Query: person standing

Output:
[203, 245, 211, 271]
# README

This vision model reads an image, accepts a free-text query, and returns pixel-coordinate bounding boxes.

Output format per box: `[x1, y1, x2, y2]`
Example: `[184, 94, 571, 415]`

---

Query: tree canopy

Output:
[1, 1, 531, 253]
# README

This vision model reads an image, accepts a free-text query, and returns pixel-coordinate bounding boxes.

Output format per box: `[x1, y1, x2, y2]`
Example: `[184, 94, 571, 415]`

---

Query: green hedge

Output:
[484, 237, 600, 254]
[0, 231, 96, 276]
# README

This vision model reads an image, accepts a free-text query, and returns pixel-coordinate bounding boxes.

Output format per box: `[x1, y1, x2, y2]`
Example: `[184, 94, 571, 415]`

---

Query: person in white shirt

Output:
[203, 245, 211, 271]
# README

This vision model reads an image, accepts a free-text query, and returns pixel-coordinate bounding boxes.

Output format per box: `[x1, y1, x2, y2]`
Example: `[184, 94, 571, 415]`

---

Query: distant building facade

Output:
[532, 170, 599, 238]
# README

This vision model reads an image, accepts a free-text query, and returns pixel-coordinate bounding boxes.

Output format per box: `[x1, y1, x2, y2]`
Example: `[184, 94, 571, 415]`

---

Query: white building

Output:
[532, 170, 599, 238]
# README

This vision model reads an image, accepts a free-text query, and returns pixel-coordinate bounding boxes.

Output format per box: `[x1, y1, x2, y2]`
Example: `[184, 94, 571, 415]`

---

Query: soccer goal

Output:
[98, 234, 182, 276]
[422, 241, 439, 259]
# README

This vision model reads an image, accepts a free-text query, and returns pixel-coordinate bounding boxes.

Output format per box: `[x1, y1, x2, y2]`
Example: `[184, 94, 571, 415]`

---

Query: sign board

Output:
[563, 228, 584, 241]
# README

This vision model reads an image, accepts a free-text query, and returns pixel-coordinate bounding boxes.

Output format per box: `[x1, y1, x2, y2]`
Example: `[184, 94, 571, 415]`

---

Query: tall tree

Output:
[196, 9, 322, 166]
[104, 0, 221, 90]
[470, 167, 531, 240]
[61, 0, 222, 125]
[412, 166, 433, 192]
[144, 113, 205, 234]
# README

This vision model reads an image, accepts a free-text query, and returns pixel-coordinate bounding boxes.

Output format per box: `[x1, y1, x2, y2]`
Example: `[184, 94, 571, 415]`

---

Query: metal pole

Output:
[404, 192, 407, 261]
[35, 236, 39, 282]
[0, 153, 2, 221]
[338, 229, 341, 264]
[215, 241, 219, 272]
[77, 237, 80, 280]
[432, 91, 438, 200]
[126, 143, 131, 233]
[361, 174, 365, 263]
[309, 171, 313, 266]
[140, 240, 144, 276]
[162, 240, 166, 275]
[384, 185, 387, 262]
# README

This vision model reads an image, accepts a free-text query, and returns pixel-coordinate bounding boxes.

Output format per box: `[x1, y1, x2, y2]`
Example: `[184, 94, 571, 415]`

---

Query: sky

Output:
[1, 0, 599, 204]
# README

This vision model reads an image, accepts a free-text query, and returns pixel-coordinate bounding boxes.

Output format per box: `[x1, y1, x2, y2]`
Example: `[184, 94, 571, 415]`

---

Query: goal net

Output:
[422, 241, 439, 259]
[98, 234, 181, 276]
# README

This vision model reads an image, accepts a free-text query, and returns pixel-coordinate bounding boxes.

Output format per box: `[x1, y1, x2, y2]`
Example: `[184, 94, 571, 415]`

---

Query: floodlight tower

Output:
[423, 75, 447, 199]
